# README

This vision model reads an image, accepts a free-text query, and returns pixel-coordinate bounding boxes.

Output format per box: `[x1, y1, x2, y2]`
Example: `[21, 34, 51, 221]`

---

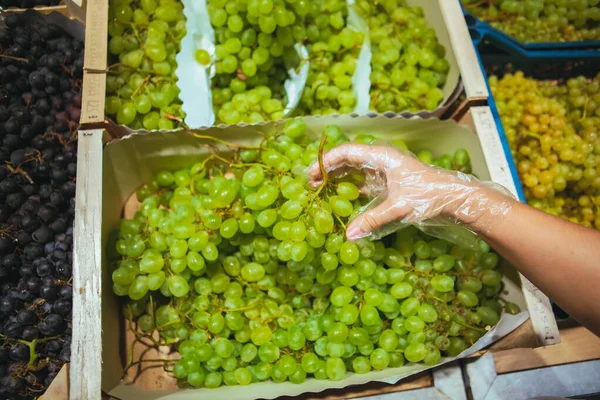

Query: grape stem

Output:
[0, 54, 29, 63]
[334, 214, 346, 230]
[315, 135, 329, 197]
[130, 75, 152, 101]
[122, 359, 177, 379]
[5, 163, 34, 184]
[0, 334, 62, 370]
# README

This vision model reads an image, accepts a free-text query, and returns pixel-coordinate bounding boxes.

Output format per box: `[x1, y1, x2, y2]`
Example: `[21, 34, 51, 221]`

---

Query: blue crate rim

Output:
[469, 26, 600, 60]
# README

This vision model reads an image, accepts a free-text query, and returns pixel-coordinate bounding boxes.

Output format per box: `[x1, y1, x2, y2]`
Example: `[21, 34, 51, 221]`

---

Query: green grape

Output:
[278, 355, 297, 376]
[390, 282, 413, 299]
[325, 357, 346, 381]
[360, 304, 381, 326]
[378, 330, 399, 351]
[352, 356, 371, 374]
[457, 290, 479, 307]
[364, 288, 383, 306]
[204, 371, 223, 389]
[330, 286, 354, 307]
[430, 274, 455, 293]
[405, 342, 427, 363]
[369, 348, 390, 370]
[339, 241, 359, 264]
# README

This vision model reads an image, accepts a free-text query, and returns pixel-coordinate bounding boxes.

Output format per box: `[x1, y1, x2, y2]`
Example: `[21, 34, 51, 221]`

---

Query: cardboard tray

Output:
[79, 0, 488, 129]
[72, 107, 559, 399]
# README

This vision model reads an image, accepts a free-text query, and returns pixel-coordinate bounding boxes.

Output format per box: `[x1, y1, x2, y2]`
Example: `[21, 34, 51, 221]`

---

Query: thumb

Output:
[345, 199, 403, 241]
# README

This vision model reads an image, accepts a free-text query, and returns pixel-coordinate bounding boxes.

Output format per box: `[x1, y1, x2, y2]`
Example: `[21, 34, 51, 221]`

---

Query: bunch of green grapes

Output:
[204, 0, 312, 125]
[293, 0, 364, 115]
[490, 72, 600, 229]
[111, 118, 516, 389]
[462, 0, 600, 43]
[105, 0, 186, 130]
[355, 0, 449, 113]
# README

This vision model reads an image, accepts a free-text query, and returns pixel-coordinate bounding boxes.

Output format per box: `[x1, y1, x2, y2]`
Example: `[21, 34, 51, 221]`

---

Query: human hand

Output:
[308, 144, 515, 242]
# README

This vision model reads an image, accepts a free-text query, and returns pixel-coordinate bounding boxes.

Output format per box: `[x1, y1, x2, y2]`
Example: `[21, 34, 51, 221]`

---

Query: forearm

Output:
[468, 195, 600, 335]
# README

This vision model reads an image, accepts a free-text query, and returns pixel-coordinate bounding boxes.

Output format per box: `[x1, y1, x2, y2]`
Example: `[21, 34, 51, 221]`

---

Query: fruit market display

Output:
[107, 0, 451, 128]
[462, 0, 600, 43]
[105, 0, 186, 130]
[355, 0, 450, 113]
[111, 119, 517, 389]
[0, 13, 81, 399]
[490, 71, 600, 228]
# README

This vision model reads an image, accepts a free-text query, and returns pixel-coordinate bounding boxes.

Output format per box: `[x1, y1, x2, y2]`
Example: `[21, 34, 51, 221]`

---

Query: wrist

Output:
[446, 185, 516, 234]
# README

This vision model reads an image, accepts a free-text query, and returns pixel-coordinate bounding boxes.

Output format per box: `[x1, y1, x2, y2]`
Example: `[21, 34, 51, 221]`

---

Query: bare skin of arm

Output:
[472, 197, 600, 336]
[309, 144, 600, 336]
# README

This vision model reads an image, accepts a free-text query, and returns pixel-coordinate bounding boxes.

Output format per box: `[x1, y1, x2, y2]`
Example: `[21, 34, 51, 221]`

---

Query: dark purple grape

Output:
[16, 309, 34, 325]
[23, 242, 44, 260]
[39, 282, 57, 300]
[53, 298, 71, 316]
[35, 259, 53, 276]
[3, 322, 22, 337]
[20, 214, 41, 233]
[9, 343, 29, 361]
[38, 204, 57, 222]
[0, 297, 14, 314]
[21, 326, 40, 341]
[32, 225, 52, 243]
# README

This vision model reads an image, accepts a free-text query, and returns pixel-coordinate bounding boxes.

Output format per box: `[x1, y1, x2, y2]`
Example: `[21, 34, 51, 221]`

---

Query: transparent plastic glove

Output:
[308, 144, 516, 250]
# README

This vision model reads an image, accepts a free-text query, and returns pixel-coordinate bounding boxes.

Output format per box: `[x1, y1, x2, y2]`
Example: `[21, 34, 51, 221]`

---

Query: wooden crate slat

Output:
[494, 325, 600, 374]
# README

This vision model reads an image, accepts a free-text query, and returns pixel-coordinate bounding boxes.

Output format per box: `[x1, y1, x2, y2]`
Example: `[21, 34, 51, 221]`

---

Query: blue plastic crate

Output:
[462, 3, 600, 51]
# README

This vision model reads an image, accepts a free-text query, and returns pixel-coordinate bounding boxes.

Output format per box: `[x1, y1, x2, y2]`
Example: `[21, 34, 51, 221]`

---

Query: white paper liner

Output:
[176, 0, 215, 128]
[284, 43, 309, 116]
[347, 0, 372, 115]
[177, 0, 309, 129]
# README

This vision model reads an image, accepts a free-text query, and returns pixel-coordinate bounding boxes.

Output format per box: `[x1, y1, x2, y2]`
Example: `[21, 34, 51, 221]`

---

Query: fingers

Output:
[345, 198, 403, 241]
[308, 144, 393, 181]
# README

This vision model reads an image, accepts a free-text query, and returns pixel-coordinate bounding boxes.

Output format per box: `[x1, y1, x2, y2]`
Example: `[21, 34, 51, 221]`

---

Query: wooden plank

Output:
[80, 0, 108, 124]
[471, 106, 560, 348]
[438, 0, 489, 99]
[494, 325, 600, 374]
[71, 130, 104, 400]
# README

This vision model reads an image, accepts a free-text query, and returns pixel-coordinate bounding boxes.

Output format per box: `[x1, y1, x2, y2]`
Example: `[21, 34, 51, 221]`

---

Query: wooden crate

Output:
[72, 106, 559, 399]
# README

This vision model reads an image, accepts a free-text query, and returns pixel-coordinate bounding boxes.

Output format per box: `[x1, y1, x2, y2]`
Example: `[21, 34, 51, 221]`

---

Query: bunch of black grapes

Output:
[0, 13, 82, 399]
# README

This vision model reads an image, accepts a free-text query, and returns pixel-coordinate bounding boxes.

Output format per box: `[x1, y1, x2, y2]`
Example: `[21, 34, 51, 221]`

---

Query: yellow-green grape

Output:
[462, 0, 600, 43]
[195, 49, 212, 66]
[491, 72, 600, 231]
